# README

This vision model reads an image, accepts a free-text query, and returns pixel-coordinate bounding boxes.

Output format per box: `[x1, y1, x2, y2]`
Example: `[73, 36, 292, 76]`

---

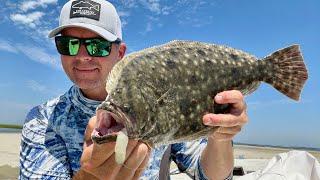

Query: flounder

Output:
[91, 40, 308, 164]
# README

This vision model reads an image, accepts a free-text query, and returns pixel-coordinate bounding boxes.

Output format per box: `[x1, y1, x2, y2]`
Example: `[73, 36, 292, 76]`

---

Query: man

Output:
[19, 0, 248, 179]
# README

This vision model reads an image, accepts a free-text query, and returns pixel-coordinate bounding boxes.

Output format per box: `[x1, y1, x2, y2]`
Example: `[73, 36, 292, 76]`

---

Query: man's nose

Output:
[75, 44, 92, 61]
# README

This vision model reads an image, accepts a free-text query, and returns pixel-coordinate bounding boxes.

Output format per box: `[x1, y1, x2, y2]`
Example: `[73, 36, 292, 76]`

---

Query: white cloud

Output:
[140, 22, 153, 35]
[16, 44, 61, 69]
[9, 0, 214, 38]
[5, 0, 58, 41]
[161, 6, 172, 15]
[4, 1, 18, 9]
[178, 14, 213, 28]
[118, 10, 130, 27]
[118, 11, 130, 17]
[26, 80, 47, 93]
[20, 0, 58, 12]
[10, 11, 44, 28]
[121, 19, 128, 27]
[146, 22, 152, 32]
[139, 0, 161, 14]
[117, 0, 137, 8]
[20, 1, 38, 12]
[39, 0, 57, 4]
[0, 39, 60, 69]
[0, 40, 18, 53]
[115, 0, 167, 15]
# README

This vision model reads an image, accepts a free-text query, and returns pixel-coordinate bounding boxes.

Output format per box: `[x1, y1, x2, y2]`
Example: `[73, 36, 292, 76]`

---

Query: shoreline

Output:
[1, 132, 320, 167]
[234, 143, 320, 152]
[1, 132, 319, 179]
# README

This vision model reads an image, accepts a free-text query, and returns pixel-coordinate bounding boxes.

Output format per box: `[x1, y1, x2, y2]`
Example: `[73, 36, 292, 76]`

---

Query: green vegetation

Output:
[0, 124, 22, 129]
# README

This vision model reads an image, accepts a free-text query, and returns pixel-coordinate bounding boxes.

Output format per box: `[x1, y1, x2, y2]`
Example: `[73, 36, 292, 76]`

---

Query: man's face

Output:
[60, 27, 124, 93]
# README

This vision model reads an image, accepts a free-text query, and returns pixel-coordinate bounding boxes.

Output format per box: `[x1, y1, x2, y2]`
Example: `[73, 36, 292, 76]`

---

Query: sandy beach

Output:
[0, 132, 21, 179]
[1, 132, 319, 179]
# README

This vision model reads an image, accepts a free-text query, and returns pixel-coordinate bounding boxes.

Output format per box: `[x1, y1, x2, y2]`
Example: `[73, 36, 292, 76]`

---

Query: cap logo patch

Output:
[70, 0, 101, 21]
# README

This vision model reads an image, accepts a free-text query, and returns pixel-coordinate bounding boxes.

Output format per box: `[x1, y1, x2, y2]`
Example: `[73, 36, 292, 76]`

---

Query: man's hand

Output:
[75, 116, 150, 180]
[200, 90, 248, 179]
[203, 90, 248, 141]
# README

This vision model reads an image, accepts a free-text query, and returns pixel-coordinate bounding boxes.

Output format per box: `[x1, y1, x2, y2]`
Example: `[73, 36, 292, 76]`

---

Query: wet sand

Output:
[1, 132, 319, 179]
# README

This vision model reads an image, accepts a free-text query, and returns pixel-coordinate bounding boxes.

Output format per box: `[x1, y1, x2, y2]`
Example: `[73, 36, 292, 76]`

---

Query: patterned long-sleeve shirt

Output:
[19, 85, 232, 179]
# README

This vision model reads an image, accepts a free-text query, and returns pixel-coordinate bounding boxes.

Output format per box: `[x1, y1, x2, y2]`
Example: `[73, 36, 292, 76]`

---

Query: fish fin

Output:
[167, 127, 218, 144]
[239, 81, 261, 96]
[263, 45, 308, 101]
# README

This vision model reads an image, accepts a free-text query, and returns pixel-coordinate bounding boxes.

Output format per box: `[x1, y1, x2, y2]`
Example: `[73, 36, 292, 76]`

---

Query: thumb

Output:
[84, 116, 96, 147]
[80, 116, 97, 169]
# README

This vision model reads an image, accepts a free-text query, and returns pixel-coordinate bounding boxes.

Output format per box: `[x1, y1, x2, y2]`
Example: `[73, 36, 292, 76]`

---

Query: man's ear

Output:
[118, 42, 127, 59]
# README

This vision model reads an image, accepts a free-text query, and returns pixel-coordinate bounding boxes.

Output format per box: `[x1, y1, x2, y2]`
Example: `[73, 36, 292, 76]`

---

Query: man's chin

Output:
[73, 79, 102, 90]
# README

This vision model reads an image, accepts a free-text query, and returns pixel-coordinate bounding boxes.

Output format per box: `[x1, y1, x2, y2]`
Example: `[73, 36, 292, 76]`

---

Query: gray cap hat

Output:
[48, 0, 122, 41]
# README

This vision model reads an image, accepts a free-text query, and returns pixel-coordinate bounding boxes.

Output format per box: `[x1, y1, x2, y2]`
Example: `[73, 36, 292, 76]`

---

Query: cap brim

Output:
[48, 22, 118, 42]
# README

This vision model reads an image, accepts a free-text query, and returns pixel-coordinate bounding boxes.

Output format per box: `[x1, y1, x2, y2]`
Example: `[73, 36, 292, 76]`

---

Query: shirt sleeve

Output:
[171, 138, 233, 180]
[171, 138, 207, 179]
[19, 106, 72, 179]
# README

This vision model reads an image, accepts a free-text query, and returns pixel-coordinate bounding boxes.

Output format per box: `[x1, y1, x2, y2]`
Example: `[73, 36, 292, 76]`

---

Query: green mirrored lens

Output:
[55, 36, 113, 57]
[69, 39, 80, 56]
[86, 39, 111, 57]
[56, 37, 71, 55]
[55, 37, 80, 56]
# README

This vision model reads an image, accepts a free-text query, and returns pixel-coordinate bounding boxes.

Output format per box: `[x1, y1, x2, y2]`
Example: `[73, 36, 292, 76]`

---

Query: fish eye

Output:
[123, 104, 130, 113]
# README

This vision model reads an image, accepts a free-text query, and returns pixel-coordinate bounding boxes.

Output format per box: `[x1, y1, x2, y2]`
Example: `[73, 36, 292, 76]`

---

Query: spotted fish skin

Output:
[93, 40, 308, 147]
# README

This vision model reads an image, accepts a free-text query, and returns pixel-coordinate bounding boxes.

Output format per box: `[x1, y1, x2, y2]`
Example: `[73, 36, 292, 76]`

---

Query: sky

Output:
[0, 0, 319, 148]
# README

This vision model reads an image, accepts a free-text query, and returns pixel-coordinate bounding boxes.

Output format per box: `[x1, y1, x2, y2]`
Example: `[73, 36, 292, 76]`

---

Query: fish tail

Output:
[261, 45, 308, 101]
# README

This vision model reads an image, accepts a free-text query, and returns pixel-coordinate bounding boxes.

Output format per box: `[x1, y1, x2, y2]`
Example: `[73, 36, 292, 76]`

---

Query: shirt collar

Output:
[69, 85, 102, 115]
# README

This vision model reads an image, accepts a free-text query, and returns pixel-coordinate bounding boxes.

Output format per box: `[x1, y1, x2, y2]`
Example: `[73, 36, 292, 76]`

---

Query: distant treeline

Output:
[0, 124, 23, 129]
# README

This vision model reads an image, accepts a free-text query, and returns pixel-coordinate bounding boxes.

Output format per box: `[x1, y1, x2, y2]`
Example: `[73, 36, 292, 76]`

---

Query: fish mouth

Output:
[92, 101, 133, 144]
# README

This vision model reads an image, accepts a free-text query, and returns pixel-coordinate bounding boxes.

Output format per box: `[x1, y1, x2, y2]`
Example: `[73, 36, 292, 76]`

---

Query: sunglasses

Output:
[55, 36, 121, 57]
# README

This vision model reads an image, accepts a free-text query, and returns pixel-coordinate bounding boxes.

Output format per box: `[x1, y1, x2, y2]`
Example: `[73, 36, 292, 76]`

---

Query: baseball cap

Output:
[48, 0, 122, 41]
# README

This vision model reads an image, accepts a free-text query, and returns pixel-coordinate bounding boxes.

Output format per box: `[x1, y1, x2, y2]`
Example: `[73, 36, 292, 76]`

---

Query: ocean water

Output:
[0, 128, 22, 133]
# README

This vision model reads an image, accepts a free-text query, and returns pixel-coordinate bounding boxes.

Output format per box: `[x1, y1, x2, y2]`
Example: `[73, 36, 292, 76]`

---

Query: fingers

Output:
[90, 153, 122, 180]
[214, 90, 246, 114]
[87, 142, 116, 168]
[214, 90, 243, 104]
[81, 138, 117, 174]
[203, 112, 248, 127]
[132, 151, 151, 180]
[81, 115, 117, 169]
[204, 90, 248, 127]
[85, 140, 139, 180]
[116, 142, 150, 180]
[217, 126, 242, 135]
[80, 114, 150, 180]
[84, 116, 97, 145]
[81, 116, 100, 168]
[204, 90, 249, 141]
[81, 143, 94, 168]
